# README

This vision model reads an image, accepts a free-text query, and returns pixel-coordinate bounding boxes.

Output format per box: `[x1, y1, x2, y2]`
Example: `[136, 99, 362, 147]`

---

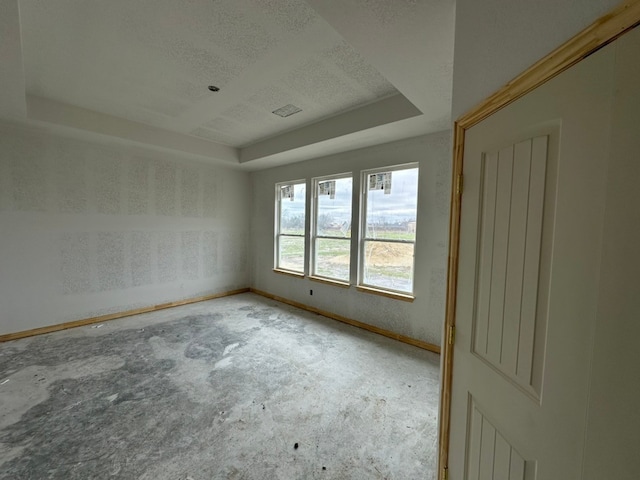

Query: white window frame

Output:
[358, 163, 419, 295]
[310, 173, 353, 283]
[274, 180, 306, 274]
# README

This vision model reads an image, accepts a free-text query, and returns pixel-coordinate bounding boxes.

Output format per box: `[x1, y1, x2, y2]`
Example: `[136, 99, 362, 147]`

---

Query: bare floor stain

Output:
[0, 294, 440, 479]
[0, 355, 125, 430]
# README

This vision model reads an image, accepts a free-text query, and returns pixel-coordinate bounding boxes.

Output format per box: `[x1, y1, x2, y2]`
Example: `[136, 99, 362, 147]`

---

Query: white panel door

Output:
[448, 34, 617, 480]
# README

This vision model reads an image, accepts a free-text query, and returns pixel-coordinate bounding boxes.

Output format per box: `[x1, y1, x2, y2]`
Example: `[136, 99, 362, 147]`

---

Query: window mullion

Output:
[315, 235, 351, 240]
[362, 237, 415, 245]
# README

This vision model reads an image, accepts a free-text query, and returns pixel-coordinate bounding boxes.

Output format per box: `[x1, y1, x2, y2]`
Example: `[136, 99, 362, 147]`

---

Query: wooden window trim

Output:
[356, 285, 415, 302]
[273, 268, 305, 278]
[309, 275, 351, 288]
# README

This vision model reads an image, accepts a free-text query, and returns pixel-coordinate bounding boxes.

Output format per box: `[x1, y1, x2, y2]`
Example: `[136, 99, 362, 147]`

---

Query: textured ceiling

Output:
[4, 0, 455, 168]
[19, 0, 400, 147]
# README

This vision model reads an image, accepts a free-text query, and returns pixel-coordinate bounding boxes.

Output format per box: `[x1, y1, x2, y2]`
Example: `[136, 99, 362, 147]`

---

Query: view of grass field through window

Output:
[362, 167, 418, 293]
[277, 182, 305, 272]
[313, 176, 352, 281]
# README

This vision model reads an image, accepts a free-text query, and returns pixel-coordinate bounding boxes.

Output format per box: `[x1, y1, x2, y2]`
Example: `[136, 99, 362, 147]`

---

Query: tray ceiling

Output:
[4, 0, 455, 169]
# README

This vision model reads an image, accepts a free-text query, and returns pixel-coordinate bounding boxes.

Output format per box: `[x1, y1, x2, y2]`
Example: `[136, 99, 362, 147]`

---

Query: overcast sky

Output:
[279, 168, 419, 224]
[366, 168, 419, 223]
[317, 177, 352, 222]
[280, 183, 306, 221]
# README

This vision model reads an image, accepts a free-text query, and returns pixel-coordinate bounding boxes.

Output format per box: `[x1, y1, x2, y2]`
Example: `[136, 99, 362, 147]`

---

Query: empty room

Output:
[2, 1, 639, 480]
[0, 1, 451, 478]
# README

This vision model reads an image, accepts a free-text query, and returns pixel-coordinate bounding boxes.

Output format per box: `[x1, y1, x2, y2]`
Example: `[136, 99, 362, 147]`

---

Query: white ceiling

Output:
[2, 0, 455, 170]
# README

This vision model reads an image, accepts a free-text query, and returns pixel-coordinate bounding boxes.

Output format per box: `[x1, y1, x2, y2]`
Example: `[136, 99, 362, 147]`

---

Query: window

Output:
[311, 174, 353, 282]
[274, 165, 419, 299]
[275, 181, 306, 274]
[360, 165, 419, 294]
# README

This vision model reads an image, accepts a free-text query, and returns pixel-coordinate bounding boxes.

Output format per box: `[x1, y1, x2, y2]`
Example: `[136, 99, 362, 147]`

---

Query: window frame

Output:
[310, 172, 353, 284]
[358, 163, 419, 296]
[274, 179, 307, 275]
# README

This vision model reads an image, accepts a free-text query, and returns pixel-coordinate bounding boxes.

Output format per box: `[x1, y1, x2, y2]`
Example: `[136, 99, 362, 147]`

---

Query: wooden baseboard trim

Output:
[1, 286, 440, 354]
[0, 288, 250, 343]
[250, 288, 440, 354]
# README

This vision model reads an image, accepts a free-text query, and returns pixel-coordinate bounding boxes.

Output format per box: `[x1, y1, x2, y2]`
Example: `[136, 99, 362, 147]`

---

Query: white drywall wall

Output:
[583, 25, 640, 480]
[0, 122, 251, 336]
[452, 0, 620, 119]
[0, 0, 26, 119]
[249, 132, 451, 345]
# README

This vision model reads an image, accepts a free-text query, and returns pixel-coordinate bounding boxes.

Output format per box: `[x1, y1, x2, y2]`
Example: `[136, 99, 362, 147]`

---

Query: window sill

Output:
[356, 285, 415, 302]
[273, 268, 305, 278]
[309, 276, 351, 288]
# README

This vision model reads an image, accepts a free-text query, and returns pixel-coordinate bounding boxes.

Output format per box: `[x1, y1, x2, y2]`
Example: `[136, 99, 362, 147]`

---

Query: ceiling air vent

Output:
[272, 104, 302, 118]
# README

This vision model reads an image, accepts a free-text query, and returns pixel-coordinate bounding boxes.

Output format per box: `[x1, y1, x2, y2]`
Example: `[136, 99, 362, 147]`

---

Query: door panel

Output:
[448, 31, 616, 480]
[466, 397, 532, 480]
[472, 137, 549, 397]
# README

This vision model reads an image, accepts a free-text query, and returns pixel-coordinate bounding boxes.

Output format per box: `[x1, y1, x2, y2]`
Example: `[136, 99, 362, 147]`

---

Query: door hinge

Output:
[456, 173, 464, 196]
[442, 466, 449, 480]
[448, 325, 456, 345]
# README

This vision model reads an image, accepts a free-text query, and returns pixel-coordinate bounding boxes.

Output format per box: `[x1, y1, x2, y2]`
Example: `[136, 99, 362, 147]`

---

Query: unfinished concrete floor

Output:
[0, 293, 440, 479]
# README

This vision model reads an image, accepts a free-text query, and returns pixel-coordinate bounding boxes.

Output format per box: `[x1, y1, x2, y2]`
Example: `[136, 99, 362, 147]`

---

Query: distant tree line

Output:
[282, 213, 305, 229]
